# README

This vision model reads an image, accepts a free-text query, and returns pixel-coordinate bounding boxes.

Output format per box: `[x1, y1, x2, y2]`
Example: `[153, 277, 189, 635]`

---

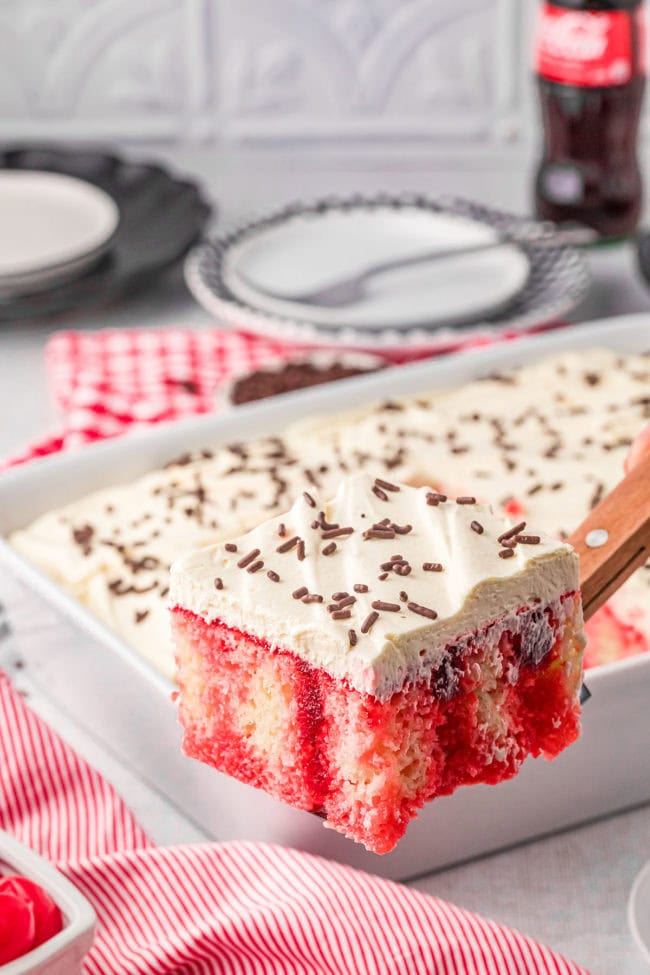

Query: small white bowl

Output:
[0, 831, 96, 975]
[628, 860, 650, 966]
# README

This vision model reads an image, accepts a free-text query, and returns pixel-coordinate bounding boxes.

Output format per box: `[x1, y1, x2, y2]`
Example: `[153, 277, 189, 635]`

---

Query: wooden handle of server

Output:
[569, 452, 650, 622]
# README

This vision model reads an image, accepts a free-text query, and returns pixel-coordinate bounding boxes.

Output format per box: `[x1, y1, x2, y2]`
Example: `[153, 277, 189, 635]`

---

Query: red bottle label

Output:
[536, 4, 635, 87]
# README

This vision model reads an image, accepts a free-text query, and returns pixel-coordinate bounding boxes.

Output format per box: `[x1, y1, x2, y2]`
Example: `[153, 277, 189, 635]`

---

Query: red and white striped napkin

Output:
[0, 670, 589, 975]
[3, 323, 562, 470]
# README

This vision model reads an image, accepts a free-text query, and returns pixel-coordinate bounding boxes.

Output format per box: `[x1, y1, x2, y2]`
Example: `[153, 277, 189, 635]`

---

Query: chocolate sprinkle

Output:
[354, 584, 369, 593]
[470, 520, 484, 535]
[135, 610, 150, 624]
[590, 482, 605, 510]
[292, 586, 308, 599]
[247, 560, 264, 573]
[108, 579, 157, 596]
[423, 562, 443, 572]
[267, 570, 280, 582]
[499, 548, 515, 559]
[426, 492, 447, 505]
[374, 477, 400, 493]
[372, 600, 400, 612]
[364, 528, 396, 540]
[399, 591, 408, 602]
[515, 534, 541, 545]
[336, 596, 356, 609]
[407, 602, 438, 620]
[225, 543, 238, 553]
[392, 523, 412, 535]
[332, 608, 352, 620]
[304, 468, 318, 487]
[277, 536, 299, 553]
[303, 594, 324, 604]
[498, 521, 526, 542]
[332, 592, 349, 601]
[72, 524, 94, 556]
[456, 496, 477, 505]
[124, 555, 160, 574]
[214, 577, 223, 590]
[322, 542, 337, 556]
[296, 539, 305, 561]
[237, 548, 261, 568]
[378, 572, 388, 580]
[348, 629, 358, 647]
[321, 527, 354, 539]
[372, 485, 389, 502]
[303, 491, 316, 508]
[318, 511, 340, 531]
[361, 611, 379, 634]
[277, 524, 287, 538]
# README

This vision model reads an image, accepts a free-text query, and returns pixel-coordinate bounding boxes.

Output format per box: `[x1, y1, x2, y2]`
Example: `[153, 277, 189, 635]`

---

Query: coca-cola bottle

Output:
[534, 0, 646, 237]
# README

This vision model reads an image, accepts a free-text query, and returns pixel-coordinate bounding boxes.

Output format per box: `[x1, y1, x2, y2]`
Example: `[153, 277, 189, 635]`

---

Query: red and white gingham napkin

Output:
[0, 671, 589, 975]
[4, 329, 298, 467]
[3, 323, 564, 469]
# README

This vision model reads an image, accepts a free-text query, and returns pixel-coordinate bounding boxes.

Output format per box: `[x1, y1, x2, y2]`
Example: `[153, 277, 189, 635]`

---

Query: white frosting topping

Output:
[170, 474, 578, 697]
[9, 348, 649, 679]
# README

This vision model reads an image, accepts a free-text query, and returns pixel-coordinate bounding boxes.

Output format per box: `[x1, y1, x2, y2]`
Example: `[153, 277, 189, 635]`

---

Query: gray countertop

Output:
[1, 230, 649, 975]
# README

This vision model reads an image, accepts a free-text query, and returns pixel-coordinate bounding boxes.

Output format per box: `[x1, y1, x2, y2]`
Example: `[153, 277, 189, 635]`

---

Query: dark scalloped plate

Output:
[0, 146, 212, 321]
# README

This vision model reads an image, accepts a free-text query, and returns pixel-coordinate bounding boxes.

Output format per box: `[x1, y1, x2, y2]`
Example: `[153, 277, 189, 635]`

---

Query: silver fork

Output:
[241, 223, 596, 309]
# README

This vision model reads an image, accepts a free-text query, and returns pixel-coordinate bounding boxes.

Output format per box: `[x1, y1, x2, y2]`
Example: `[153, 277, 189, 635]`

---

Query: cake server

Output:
[570, 450, 650, 621]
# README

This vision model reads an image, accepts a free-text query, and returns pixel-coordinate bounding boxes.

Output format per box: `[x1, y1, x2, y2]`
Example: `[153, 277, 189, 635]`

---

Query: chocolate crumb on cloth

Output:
[227, 355, 385, 405]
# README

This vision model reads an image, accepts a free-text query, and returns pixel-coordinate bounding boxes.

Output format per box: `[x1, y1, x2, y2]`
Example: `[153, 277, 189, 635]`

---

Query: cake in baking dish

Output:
[170, 474, 585, 853]
[10, 348, 650, 678]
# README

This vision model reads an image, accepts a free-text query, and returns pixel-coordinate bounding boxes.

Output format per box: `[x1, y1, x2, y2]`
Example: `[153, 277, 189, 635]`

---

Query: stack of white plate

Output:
[0, 171, 119, 299]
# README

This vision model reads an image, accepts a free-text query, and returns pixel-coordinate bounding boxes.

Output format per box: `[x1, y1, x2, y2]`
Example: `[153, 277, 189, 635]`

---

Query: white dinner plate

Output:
[187, 196, 591, 353]
[0, 170, 119, 294]
[223, 207, 530, 331]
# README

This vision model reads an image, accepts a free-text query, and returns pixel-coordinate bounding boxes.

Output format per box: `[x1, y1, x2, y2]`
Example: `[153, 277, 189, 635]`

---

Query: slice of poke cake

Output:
[170, 473, 585, 854]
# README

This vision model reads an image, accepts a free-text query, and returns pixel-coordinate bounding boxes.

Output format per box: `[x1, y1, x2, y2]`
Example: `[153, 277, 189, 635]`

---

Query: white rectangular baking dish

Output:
[1, 313, 649, 881]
